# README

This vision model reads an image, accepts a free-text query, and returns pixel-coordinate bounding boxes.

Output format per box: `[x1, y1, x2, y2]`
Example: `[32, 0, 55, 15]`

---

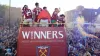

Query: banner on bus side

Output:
[17, 27, 67, 56]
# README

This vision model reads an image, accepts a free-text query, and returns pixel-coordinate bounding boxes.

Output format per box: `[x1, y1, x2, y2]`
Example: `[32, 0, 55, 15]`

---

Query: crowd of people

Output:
[67, 6, 100, 56]
[0, 21, 19, 56]
[68, 28, 100, 56]
[22, 2, 65, 27]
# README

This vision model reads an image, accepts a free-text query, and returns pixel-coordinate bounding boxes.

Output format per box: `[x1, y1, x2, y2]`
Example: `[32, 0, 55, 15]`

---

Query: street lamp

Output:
[9, 0, 11, 33]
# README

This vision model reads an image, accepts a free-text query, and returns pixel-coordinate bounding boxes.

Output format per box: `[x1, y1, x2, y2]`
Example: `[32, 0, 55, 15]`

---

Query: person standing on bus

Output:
[22, 5, 33, 27]
[51, 8, 60, 27]
[33, 2, 42, 23]
[22, 5, 28, 22]
[37, 7, 51, 27]
[57, 14, 65, 27]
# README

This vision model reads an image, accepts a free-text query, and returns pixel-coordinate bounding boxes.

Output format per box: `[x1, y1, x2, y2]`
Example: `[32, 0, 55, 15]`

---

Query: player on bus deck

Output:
[33, 2, 42, 23]
[51, 8, 60, 27]
[22, 5, 33, 27]
[22, 5, 27, 22]
[57, 14, 65, 27]
[37, 7, 51, 27]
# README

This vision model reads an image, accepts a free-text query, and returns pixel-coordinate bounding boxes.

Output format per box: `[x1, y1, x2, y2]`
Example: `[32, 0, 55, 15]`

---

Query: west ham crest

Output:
[36, 46, 50, 56]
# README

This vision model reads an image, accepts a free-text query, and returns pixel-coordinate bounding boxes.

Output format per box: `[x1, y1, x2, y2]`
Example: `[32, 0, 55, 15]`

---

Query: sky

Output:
[1, 0, 100, 14]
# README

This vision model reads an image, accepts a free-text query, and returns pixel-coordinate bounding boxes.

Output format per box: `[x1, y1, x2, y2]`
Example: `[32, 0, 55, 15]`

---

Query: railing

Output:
[20, 22, 66, 27]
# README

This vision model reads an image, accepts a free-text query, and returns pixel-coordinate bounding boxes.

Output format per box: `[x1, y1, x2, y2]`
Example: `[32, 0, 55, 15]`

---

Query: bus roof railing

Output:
[19, 22, 66, 27]
[20, 22, 100, 25]
[20, 22, 65, 25]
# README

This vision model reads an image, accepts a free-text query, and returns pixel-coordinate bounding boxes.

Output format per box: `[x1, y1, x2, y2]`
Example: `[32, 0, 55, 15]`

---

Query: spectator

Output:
[5, 46, 12, 56]
[68, 48, 76, 56]
[83, 50, 91, 56]
[0, 48, 3, 56]
[78, 51, 84, 56]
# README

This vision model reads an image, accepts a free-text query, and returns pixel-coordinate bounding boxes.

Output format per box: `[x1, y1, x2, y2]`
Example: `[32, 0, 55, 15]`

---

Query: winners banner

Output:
[17, 27, 67, 56]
